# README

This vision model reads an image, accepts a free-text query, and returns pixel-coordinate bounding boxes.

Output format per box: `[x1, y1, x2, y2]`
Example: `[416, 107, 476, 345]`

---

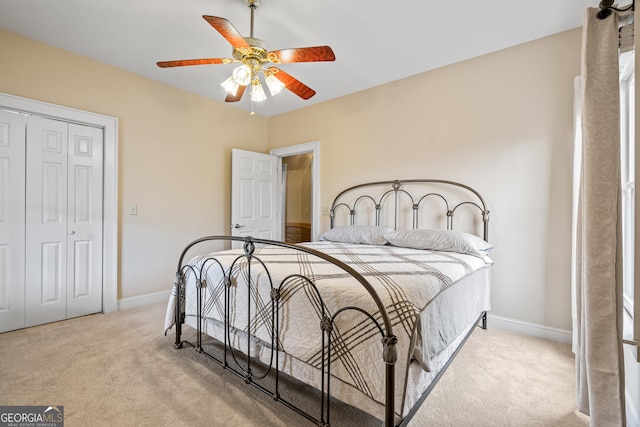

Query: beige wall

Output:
[1, 27, 582, 332]
[268, 28, 582, 331]
[0, 30, 269, 301]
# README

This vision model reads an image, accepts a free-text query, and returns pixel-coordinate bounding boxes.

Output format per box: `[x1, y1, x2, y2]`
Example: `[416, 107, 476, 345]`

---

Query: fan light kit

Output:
[157, 0, 335, 114]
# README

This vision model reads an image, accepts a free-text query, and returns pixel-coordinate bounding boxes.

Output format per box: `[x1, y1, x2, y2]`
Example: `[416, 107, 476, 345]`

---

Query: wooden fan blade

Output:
[270, 46, 335, 64]
[156, 58, 230, 68]
[225, 85, 247, 102]
[267, 67, 316, 100]
[203, 15, 250, 48]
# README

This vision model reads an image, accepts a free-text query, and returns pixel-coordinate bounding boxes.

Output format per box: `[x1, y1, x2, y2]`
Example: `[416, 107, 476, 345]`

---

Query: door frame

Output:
[270, 141, 320, 241]
[0, 92, 119, 313]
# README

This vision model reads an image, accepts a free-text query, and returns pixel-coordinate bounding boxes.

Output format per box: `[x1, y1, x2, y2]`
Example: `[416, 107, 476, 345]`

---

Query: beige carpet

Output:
[0, 303, 589, 426]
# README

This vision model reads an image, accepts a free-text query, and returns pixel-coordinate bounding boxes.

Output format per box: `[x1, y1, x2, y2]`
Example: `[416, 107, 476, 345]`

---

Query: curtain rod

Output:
[597, 0, 634, 19]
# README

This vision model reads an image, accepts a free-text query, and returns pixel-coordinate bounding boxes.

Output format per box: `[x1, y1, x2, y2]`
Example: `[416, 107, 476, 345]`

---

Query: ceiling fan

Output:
[156, 0, 335, 105]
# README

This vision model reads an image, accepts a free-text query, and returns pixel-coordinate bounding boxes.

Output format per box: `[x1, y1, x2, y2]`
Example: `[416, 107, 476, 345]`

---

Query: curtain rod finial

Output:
[597, 8, 613, 19]
[596, 0, 635, 20]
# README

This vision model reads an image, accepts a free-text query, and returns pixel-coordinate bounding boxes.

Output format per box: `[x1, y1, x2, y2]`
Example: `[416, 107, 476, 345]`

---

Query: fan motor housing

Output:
[233, 37, 270, 62]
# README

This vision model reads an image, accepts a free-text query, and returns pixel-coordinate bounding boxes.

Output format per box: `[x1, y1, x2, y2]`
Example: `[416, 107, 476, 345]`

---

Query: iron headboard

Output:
[329, 179, 490, 242]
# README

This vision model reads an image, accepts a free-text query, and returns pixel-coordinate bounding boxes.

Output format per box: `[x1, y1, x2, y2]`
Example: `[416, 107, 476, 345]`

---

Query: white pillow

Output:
[319, 225, 393, 245]
[384, 229, 493, 257]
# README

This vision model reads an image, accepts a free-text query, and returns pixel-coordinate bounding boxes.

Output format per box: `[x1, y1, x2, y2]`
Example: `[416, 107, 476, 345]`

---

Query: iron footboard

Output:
[171, 235, 398, 427]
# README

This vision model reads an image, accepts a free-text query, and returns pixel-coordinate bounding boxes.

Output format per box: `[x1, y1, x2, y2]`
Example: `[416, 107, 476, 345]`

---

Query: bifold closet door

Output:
[25, 116, 103, 327]
[0, 110, 27, 333]
[65, 121, 103, 319]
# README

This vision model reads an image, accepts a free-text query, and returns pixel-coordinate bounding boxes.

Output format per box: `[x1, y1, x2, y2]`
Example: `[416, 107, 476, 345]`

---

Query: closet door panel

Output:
[25, 116, 68, 327]
[41, 242, 63, 303]
[66, 123, 103, 317]
[0, 110, 26, 333]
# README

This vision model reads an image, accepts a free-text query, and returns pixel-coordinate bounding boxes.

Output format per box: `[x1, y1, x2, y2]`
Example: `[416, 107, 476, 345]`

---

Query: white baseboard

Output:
[117, 290, 171, 311]
[487, 313, 572, 345]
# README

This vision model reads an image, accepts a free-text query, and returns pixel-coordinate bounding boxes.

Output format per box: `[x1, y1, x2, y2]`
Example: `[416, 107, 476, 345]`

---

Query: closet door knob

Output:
[68, 230, 76, 235]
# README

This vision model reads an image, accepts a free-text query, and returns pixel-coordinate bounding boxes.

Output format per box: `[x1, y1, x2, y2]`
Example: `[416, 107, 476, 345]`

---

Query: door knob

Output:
[68, 230, 76, 235]
[231, 224, 246, 229]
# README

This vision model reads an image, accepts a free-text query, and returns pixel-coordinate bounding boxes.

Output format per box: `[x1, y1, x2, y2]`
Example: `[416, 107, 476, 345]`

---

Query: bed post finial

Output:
[483, 209, 490, 242]
[329, 208, 335, 229]
[243, 237, 256, 256]
[382, 335, 398, 364]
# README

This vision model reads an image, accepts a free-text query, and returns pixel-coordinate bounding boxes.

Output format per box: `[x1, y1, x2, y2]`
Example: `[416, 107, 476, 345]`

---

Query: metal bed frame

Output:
[170, 179, 490, 427]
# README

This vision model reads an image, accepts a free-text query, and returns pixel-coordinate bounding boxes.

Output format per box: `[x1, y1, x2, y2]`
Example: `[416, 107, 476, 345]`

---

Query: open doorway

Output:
[282, 153, 313, 243]
[270, 141, 320, 241]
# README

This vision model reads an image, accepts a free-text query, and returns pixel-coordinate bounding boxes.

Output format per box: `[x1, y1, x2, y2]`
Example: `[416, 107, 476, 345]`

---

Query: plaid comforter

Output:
[164, 241, 491, 414]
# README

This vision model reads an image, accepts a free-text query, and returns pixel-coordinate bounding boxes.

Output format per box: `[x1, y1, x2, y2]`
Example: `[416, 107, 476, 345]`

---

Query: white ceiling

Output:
[0, 0, 605, 117]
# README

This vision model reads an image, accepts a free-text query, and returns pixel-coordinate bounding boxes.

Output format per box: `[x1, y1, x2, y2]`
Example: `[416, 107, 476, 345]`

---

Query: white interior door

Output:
[0, 110, 26, 333]
[66, 123, 103, 318]
[1, 90, 118, 322]
[25, 116, 69, 326]
[231, 149, 279, 244]
[25, 116, 103, 327]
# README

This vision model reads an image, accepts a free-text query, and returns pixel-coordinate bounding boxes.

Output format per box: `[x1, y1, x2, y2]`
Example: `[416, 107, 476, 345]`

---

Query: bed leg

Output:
[481, 311, 487, 330]
[386, 363, 395, 427]
[174, 315, 183, 348]
[383, 335, 398, 427]
[174, 273, 183, 348]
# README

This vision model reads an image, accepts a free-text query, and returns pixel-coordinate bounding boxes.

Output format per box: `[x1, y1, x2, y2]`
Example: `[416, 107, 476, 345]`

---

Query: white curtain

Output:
[572, 7, 626, 426]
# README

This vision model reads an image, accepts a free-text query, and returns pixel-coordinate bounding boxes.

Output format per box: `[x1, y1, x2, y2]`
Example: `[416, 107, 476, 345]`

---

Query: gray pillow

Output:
[319, 225, 393, 245]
